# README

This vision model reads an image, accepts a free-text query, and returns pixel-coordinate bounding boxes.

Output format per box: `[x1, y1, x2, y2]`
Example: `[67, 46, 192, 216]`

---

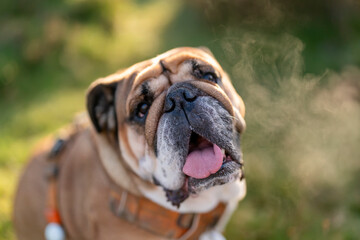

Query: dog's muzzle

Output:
[152, 81, 244, 206]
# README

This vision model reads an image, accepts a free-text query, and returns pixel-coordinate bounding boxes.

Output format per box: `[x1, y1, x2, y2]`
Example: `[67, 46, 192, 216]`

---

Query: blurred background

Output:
[1, 0, 360, 239]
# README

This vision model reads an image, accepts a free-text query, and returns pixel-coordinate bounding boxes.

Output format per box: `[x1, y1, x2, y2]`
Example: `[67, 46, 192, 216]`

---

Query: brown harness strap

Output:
[109, 189, 226, 240]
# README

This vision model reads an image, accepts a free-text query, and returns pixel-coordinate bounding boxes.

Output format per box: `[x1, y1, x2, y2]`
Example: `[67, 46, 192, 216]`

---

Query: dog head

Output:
[87, 47, 246, 207]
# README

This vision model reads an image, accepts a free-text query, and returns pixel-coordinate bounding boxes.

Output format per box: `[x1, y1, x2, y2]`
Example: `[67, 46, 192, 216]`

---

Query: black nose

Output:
[164, 85, 198, 113]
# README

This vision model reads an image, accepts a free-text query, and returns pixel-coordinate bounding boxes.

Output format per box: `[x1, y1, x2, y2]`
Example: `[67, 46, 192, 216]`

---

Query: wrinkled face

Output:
[87, 47, 246, 207]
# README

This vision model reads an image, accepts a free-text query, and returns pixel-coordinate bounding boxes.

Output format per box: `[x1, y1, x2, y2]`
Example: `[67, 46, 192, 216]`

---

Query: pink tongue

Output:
[183, 144, 223, 179]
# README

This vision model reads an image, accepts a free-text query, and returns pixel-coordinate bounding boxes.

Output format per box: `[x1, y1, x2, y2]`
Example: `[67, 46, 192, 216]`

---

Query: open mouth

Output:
[183, 132, 242, 194]
[183, 133, 233, 179]
[164, 132, 243, 208]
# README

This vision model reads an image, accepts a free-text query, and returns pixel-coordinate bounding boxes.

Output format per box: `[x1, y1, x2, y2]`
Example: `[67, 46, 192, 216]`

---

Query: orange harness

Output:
[45, 139, 65, 226]
[109, 190, 225, 240]
[45, 138, 226, 240]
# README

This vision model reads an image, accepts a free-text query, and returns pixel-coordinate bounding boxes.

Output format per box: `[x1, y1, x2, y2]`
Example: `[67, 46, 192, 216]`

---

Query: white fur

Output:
[199, 230, 226, 240]
[138, 178, 246, 213]
[138, 145, 156, 182]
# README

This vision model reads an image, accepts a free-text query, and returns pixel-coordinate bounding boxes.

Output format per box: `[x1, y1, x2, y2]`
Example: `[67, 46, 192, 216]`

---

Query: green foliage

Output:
[0, 0, 359, 239]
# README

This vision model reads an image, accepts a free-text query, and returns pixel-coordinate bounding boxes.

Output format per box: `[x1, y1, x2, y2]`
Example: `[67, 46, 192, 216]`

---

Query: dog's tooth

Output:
[221, 149, 225, 155]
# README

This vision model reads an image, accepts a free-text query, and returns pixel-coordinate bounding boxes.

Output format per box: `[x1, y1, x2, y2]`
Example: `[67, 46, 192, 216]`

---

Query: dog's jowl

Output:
[14, 47, 246, 240]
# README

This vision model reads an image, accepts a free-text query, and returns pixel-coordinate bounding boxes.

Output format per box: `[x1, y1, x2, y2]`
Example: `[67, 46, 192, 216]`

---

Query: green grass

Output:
[1, 0, 360, 239]
[0, 89, 85, 239]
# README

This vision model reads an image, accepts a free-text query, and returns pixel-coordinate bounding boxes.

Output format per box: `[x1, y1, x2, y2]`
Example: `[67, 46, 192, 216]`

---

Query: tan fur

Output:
[14, 47, 246, 240]
[14, 129, 165, 240]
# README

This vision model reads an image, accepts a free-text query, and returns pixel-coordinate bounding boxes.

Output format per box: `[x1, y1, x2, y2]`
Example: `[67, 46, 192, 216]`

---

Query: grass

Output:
[1, 0, 360, 239]
[0, 89, 85, 240]
[0, 169, 17, 240]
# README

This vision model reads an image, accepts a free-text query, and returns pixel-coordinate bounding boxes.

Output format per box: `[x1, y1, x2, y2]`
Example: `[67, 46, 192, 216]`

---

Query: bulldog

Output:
[14, 47, 246, 240]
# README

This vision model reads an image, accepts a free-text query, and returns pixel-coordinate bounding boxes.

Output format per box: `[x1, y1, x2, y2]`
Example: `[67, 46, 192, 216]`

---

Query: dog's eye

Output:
[136, 102, 150, 119]
[202, 72, 218, 83]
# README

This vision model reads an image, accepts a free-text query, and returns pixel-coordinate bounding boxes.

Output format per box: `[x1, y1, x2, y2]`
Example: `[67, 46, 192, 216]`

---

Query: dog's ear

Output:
[87, 78, 121, 133]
